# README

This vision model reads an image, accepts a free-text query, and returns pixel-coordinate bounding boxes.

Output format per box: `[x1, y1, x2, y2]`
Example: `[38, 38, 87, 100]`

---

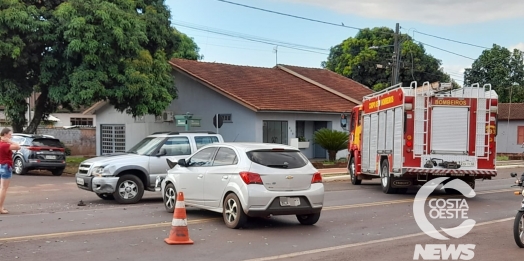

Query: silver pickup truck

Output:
[75, 131, 224, 204]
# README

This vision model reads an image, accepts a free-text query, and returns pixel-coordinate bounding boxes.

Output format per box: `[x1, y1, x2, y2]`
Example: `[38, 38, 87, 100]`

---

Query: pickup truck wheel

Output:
[223, 193, 247, 229]
[96, 193, 115, 200]
[349, 157, 361, 185]
[163, 183, 177, 213]
[296, 212, 321, 225]
[113, 174, 144, 204]
[13, 157, 27, 175]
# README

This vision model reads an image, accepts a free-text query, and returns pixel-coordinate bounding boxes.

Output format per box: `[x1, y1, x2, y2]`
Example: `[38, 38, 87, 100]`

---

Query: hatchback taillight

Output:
[239, 171, 263, 185]
[311, 172, 322, 184]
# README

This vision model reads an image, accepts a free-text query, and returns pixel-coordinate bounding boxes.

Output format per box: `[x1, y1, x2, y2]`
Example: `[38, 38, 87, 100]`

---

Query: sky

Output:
[164, 0, 524, 86]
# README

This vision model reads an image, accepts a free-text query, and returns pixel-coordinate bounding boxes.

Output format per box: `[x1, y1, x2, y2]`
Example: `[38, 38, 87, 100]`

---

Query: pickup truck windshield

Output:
[127, 137, 164, 155]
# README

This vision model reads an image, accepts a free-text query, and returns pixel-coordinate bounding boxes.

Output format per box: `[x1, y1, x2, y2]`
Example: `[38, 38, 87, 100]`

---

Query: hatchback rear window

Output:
[246, 150, 308, 169]
[31, 138, 63, 148]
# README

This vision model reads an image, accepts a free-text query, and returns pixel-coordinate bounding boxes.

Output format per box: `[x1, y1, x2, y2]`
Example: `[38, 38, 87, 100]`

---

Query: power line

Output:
[173, 22, 329, 55]
[215, 0, 363, 31]
[173, 20, 329, 51]
[413, 30, 490, 49]
[413, 40, 475, 60]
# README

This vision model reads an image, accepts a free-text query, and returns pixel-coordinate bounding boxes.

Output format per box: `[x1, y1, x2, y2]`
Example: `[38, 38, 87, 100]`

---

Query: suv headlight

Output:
[92, 166, 111, 177]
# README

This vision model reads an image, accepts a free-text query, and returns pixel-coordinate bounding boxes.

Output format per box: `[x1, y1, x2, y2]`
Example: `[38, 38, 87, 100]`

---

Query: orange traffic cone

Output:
[164, 192, 194, 245]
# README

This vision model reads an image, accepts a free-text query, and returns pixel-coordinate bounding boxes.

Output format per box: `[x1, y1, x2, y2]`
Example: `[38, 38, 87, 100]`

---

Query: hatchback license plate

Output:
[279, 197, 300, 207]
[76, 178, 84, 185]
[45, 155, 57, 160]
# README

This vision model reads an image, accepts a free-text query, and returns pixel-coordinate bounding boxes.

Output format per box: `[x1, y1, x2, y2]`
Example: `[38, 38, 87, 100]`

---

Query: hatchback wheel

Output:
[296, 212, 321, 225]
[163, 183, 177, 213]
[223, 193, 247, 229]
[113, 174, 144, 204]
[13, 158, 27, 175]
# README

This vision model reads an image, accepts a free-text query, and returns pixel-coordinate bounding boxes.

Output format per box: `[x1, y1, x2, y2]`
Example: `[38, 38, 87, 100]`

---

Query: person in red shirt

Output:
[0, 128, 21, 214]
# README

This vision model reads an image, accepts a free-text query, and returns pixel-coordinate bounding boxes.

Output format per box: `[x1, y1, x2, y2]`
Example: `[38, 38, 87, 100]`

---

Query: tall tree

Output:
[464, 44, 524, 103]
[0, 0, 202, 133]
[322, 27, 455, 91]
[172, 29, 203, 61]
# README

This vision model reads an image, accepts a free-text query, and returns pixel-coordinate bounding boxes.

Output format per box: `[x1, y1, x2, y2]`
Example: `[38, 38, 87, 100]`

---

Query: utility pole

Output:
[391, 23, 400, 86]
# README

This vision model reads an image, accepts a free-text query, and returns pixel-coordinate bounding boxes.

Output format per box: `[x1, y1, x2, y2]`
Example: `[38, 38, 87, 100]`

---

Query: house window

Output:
[101, 125, 126, 155]
[263, 121, 288, 145]
[221, 114, 232, 123]
[518, 126, 524, 145]
[71, 117, 93, 126]
[296, 121, 305, 139]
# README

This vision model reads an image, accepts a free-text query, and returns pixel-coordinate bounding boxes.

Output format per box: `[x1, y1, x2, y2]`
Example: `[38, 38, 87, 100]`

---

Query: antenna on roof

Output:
[273, 46, 278, 65]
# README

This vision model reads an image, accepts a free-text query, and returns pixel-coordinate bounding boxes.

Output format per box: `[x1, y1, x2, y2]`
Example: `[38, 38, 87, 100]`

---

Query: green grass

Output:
[497, 155, 509, 161]
[66, 156, 89, 164]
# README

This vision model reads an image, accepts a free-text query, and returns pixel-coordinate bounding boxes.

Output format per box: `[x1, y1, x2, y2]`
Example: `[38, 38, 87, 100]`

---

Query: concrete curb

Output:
[497, 165, 524, 169]
[320, 165, 524, 182]
[322, 175, 351, 182]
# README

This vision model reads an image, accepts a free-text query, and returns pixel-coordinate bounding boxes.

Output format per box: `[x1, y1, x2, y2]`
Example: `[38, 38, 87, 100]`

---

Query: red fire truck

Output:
[344, 81, 498, 194]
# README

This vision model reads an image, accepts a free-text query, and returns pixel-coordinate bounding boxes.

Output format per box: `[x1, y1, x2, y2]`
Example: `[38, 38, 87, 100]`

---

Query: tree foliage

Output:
[172, 29, 203, 61]
[0, 0, 202, 133]
[313, 128, 348, 161]
[464, 44, 524, 103]
[322, 27, 456, 91]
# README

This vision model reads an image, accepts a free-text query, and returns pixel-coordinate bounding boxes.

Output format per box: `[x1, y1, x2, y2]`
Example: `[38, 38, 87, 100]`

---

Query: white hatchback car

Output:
[156, 142, 324, 229]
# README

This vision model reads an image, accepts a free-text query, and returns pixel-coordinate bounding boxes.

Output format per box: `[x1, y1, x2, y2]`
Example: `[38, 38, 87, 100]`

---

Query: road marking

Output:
[0, 187, 516, 244]
[0, 218, 218, 243]
[324, 188, 517, 211]
[242, 217, 514, 261]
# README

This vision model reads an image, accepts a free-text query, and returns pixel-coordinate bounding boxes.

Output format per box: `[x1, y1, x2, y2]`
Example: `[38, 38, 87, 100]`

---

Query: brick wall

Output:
[36, 127, 96, 156]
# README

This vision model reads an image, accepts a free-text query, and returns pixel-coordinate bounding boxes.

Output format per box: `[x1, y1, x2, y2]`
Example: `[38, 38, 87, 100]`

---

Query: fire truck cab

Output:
[344, 81, 498, 194]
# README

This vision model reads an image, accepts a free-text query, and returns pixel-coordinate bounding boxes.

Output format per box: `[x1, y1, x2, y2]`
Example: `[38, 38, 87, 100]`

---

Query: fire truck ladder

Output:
[413, 81, 433, 158]
[475, 83, 493, 160]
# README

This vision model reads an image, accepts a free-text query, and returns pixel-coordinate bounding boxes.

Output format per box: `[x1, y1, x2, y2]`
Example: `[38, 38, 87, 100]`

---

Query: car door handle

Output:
[198, 174, 204, 179]
[222, 175, 228, 179]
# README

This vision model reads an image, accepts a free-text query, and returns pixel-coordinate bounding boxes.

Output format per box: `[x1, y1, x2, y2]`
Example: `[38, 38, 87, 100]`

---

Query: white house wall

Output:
[170, 71, 258, 143]
[497, 120, 524, 153]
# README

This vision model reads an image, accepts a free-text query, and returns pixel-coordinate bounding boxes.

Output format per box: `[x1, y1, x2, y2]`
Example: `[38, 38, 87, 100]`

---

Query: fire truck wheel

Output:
[396, 188, 408, 194]
[380, 159, 397, 194]
[349, 157, 361, 185]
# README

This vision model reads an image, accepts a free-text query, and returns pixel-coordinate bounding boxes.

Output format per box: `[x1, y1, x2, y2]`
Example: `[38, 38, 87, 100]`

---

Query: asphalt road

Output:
[1, 168, 524, 261]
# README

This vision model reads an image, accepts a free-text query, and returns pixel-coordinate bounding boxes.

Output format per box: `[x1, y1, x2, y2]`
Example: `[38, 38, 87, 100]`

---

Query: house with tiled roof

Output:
[497, 103, 524, 154]
[88, 59, 373, 158]
[0, 93, 96, 128]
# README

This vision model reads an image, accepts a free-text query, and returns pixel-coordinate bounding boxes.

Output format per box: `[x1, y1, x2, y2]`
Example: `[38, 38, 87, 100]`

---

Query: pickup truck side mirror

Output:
[177, 159, 187, 167]
[156, 148, 167, 157]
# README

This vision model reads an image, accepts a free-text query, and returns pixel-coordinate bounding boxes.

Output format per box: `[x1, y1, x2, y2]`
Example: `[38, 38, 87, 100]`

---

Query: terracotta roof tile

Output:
[498, 103, 524, 120]
[278, 65, 373, 101]
[169, 59, 371, 113]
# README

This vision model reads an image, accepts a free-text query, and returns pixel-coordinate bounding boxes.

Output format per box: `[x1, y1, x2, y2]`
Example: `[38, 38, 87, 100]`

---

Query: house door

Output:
[100, 125, 126, 155]
[313, 121, 327, 159]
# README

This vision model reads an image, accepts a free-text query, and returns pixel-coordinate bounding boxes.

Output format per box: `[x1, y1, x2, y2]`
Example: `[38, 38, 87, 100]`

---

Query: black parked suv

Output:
[11, 134, 67, 176]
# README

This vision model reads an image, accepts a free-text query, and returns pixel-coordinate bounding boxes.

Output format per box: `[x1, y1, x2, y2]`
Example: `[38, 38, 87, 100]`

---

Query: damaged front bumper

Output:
[154, 176, 165, 192]
[76, 174, 119, 194]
